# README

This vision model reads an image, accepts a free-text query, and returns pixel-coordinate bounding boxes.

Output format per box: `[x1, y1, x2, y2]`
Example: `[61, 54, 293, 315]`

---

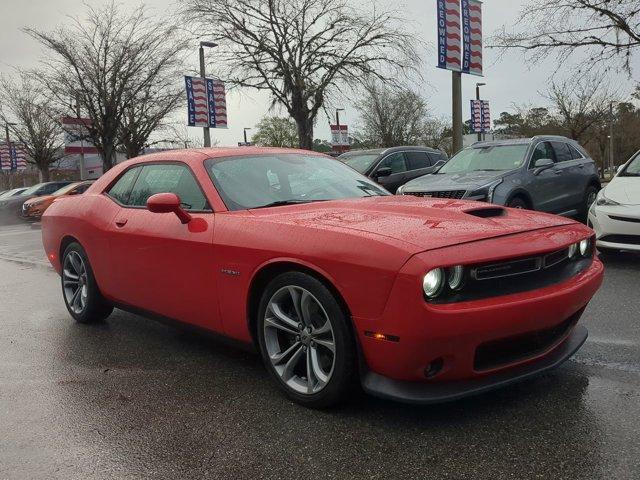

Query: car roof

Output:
[470, 136, 579, 148]
[340, 146, 444, 157]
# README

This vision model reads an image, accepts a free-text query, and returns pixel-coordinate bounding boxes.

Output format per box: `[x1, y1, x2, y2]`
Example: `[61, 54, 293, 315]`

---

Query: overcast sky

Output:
[0, 0, 637, 147]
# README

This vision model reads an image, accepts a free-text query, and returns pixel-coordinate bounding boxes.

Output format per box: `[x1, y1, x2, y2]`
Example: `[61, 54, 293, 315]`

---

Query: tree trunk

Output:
[101, 142, 117, 172]
[39, 165, 50, 182]
[294, 116, 314, 150]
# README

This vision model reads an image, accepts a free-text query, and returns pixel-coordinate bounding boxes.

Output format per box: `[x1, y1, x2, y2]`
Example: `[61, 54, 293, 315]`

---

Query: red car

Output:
[42, 148, 603, 407]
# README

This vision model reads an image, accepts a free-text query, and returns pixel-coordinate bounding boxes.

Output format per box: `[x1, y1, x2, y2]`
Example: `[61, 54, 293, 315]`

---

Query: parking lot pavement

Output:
[1, 224, 639, 479]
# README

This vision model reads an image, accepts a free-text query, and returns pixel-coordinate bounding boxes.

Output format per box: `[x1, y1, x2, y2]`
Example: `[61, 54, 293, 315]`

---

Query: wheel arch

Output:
[587, 175, 601, 191]
[505, 189, 534, 209]
[246, 260, 353, 346]
[59, 235, 81, 262]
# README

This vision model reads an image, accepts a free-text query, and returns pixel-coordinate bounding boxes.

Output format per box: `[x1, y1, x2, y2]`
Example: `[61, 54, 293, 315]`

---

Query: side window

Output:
[551, 142, 573, 162]
[405, 151, 432, 170]
[378, 152, 407, 174]
[531, 142, 555, 165]
[128, 163, 210, 211]
[107, 167, 141, 205]
[75, 184, 91, 194]
[567, 144, 584, 160]
[429, 153, 447, 164]
[39, 183, 64, 195]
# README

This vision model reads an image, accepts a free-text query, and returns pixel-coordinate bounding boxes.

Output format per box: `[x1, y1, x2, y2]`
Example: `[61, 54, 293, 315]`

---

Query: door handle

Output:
[115, 218, 128, 228]
[578, 163, 584, 168]
[553, 169, 562, 174]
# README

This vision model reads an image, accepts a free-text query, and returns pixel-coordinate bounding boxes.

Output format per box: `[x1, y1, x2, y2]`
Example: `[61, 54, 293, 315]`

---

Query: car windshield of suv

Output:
[621, 154, 640, 176]
[0, 188, 25, 199]
[340, 153, 381, 173]
[205, 153, 389, 210]
[18, 183, 46, 196]
[438, 145, 528, 174]
[52, 183, 81, 196]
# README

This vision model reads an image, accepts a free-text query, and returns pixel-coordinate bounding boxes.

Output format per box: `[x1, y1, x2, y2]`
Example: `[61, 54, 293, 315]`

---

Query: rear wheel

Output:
[256, 272, 356, 408]
[507, 197, 528, 209]
[61, 242, 113, 323]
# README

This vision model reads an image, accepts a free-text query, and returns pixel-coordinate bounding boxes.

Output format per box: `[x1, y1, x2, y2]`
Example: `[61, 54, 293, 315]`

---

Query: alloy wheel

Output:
[63, 251, 88, 315]
[263, 286, 336, 395]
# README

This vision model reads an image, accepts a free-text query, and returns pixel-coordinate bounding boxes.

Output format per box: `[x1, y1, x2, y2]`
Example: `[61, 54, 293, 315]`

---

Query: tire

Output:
[256, 271, 356, 408]
[61, 242, 113, 323]
[581, 185, 599, 222]
[507, 196, 528, 209]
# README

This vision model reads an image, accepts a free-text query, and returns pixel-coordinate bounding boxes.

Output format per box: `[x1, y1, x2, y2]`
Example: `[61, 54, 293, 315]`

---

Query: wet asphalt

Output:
[0, 223, 638, 479]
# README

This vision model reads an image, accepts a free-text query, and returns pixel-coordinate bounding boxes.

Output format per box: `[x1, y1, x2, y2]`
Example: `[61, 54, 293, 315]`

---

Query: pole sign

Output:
[0, 142, 27, 172]
[185, 76, 228, 129]
[470, 100, 490, 133]
[461, 0, 483, 76]
[330, 125, 349, 152]
[437, 0, 462, 72]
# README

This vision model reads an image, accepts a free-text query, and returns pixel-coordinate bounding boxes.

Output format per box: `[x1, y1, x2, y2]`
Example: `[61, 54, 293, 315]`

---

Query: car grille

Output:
[474, 309, 583, 371]
[608, 215, 640, 224]
[407, 190, 466, 199]
[600, 234, 640, 245]
[472, 247, 571, 281]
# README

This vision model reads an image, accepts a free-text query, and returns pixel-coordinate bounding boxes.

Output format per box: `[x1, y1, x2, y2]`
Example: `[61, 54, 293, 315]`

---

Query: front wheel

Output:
[61, 242, 113, 323]
[507, 197, 528, 209]
[256, 272, 356, 408]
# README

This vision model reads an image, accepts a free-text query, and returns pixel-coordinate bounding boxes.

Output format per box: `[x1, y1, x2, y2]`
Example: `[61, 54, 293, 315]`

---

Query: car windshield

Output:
[52, 183, 81, 196]
[18, 183, 45, 196]
[0, 188, 25, 199]
[620, 153, 640, 176]
[438, 145, 529, 174]
[205, 153, 389, 210]
[340, 153, 381, 173]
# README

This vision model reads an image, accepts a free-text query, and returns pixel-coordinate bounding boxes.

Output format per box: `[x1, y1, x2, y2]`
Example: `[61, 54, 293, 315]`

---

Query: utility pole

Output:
[609, 102, 615, 178]
[74, 96, 87, 181]
[476, 82, 486, 142]
[452, 72, 463, 155]
[335, 108, 345, 153]
[199, 41, 218, 148]
[243, 127, 251, 144]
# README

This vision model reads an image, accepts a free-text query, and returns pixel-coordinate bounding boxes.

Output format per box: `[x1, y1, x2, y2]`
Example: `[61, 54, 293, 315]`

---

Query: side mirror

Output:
[533, 158, 554, 175]
[376, 167, 393, 178]
[147, 192, 192, 224]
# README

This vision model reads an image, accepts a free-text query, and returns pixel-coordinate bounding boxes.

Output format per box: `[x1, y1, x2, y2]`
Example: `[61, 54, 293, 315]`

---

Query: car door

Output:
[527, 141, 567, 213]
[549, 141, 580, 214]
[566, 143, 592, 207]
[373, 152, 409, 193]
[404, 151, 436, 183]
[105, 162, 221, 332]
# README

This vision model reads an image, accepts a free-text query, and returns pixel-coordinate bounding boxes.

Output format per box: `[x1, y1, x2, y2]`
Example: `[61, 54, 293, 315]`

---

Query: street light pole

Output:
[199, 41, 218, 148]
[609, 102, 615, 177]
[335, 108, 345, 153]
[476, 82, 486, 142]
[452, 72, 463, 155]
[243, 127, 251, 144]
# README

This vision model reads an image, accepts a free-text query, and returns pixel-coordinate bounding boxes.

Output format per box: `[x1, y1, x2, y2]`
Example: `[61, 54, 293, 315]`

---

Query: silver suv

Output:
[397, 136, 601, 219]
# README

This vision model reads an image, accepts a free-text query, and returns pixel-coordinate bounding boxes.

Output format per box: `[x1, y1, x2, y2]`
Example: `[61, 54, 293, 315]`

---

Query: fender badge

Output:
[221, 268, 241, 276]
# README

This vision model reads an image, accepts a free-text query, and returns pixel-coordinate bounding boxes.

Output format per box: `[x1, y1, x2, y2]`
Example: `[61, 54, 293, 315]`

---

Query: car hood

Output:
[0, 194, 34, 209]
[24, 195, 54, 206]
[606, 177, 640, 205]
[401, 170, 507, 192]
[248, 196, 575, 253]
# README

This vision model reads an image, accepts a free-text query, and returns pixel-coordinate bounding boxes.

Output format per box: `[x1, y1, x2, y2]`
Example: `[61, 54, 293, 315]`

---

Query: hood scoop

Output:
[464, 207, 507, 219]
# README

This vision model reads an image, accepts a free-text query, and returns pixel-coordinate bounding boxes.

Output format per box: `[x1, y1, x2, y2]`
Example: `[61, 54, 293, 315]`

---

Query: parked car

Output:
[42, 147, 602, 408]
[21, 181, 93, 220]
[0, 181, 73, 222]
[588, 151, 640, 254]
[397, 136, 601, 219]
[0, 187, 28, 200]
[339, 146, 448, 193]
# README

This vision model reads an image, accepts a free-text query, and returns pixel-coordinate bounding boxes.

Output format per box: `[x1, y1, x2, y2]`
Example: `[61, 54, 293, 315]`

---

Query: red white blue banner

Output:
[0, 142, 27, 172]
[185, 76, 228, 129]
[471, 100, 490, 133]
[462, 0, 483, 76]
[437, 0, 462, 72]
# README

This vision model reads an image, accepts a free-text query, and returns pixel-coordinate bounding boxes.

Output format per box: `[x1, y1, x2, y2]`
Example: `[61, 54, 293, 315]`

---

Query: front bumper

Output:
[588, 203, 640, 252]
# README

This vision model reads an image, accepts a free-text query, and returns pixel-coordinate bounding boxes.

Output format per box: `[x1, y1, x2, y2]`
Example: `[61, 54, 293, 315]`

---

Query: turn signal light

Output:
[364, 331, 400, 343]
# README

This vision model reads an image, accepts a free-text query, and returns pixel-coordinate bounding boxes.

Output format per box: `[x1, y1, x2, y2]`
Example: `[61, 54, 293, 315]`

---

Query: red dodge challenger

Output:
[42, 148, 603, 407]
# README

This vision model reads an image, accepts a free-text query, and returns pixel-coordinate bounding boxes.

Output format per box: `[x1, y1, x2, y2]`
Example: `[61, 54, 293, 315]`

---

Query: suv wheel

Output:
[507, 197, 528, 209]
[582, 185, 599, 221]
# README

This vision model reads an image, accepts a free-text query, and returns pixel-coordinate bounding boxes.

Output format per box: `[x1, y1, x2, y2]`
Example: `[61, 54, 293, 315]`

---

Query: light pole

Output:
[243, 127, 252, 145]
[3, 123, 17, 186]
[199, 41, 218, 148]
[335, 108, 345, 153]
[475, 82, 486, 142]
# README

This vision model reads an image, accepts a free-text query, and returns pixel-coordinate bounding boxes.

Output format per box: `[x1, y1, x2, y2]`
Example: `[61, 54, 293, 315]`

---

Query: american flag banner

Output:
[437, 0, 462, 72]
[481, 100, 491, 131]
[0, 142, 28, 172]
[470, 100, 490, 133]
[185, 76, 228, 128]
[462, 0, 483, 76]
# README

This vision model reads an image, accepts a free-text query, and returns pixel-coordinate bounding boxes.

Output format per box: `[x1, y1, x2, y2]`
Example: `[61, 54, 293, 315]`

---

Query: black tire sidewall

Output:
[61, 242, 112, 323]
[508, 197, 528, 209]
[256, 271, 356, 408]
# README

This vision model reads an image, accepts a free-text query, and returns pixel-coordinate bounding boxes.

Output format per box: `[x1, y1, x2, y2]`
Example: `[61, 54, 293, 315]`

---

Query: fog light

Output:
[424, 358, 444, 379]
[447, 265, 465, 291]
[579, 238, 590, 257]
[423, 268, 444, 298]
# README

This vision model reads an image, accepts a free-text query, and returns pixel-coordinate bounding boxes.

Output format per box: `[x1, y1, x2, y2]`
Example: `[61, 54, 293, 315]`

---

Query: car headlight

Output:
[447, 265, 465, 291]
[579, 238, 591, 257]
[568, 243, 578, 258]
[467, 179, 502, 202]
[595, 189, 620, 206]
[396, 184, 405, 195]
[423, 268, 445, 298]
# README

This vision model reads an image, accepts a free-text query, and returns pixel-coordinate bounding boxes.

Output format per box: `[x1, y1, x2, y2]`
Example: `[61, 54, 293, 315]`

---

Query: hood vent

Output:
[464, 207, 506, 219]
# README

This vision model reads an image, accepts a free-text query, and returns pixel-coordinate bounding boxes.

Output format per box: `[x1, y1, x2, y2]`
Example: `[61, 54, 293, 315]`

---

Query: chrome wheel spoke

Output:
[312, 337, 335, 354]
[63, 252, 88, 315]
[309, 346, 329, 389]
[281, 344, 305, 382]
[269, 302, 299, 330]
[271, 341, 302, 365]
[264, 316, 299, 336]
[300, 290, 314, 326]
[69, 252, 82, 275]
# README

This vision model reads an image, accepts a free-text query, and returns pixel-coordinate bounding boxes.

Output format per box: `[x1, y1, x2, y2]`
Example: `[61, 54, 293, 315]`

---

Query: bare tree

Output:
[354, 81, 430, 148]
[0, 72, 64, 181]
[542, 74, 613, 142]
[252, 116, 299, 147]
[181, 0, 417, 149]
[492, 0, 640, 73]
[25, 2, 188, 172]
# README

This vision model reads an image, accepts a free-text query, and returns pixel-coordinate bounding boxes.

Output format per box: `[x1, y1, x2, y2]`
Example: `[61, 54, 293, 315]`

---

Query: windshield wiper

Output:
[252, 199, 327, 209]
[474, 169, 503, 172]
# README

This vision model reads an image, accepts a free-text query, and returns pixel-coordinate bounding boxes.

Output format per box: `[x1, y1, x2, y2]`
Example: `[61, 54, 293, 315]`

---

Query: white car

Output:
[588, 152, 640, 253]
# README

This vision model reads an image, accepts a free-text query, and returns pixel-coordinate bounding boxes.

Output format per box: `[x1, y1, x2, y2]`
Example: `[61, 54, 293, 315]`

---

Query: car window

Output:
[531, 142, 555, 165]
[128, 163, 210, 211]
[340, 153, 381, 174]
[107, 167, 141, 205]
[378, 152, 407, 174]
[74, 183, 91, 194]
[405, 151, 432, 170]
[620, 152, 640, 176]
[429, 152, 447, 164]
[551, 142, 573, 162]
[567, 144, 584, 160]
[38, 183, 68, 195]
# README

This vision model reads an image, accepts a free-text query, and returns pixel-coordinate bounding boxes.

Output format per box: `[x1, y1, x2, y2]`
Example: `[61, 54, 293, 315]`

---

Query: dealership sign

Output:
[471, 100, 491, 133]
[438, 0, 483, 76]
[185, 76, 228, 128]
[330, 125, 349, 152]
[0, 142, 27, 172]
